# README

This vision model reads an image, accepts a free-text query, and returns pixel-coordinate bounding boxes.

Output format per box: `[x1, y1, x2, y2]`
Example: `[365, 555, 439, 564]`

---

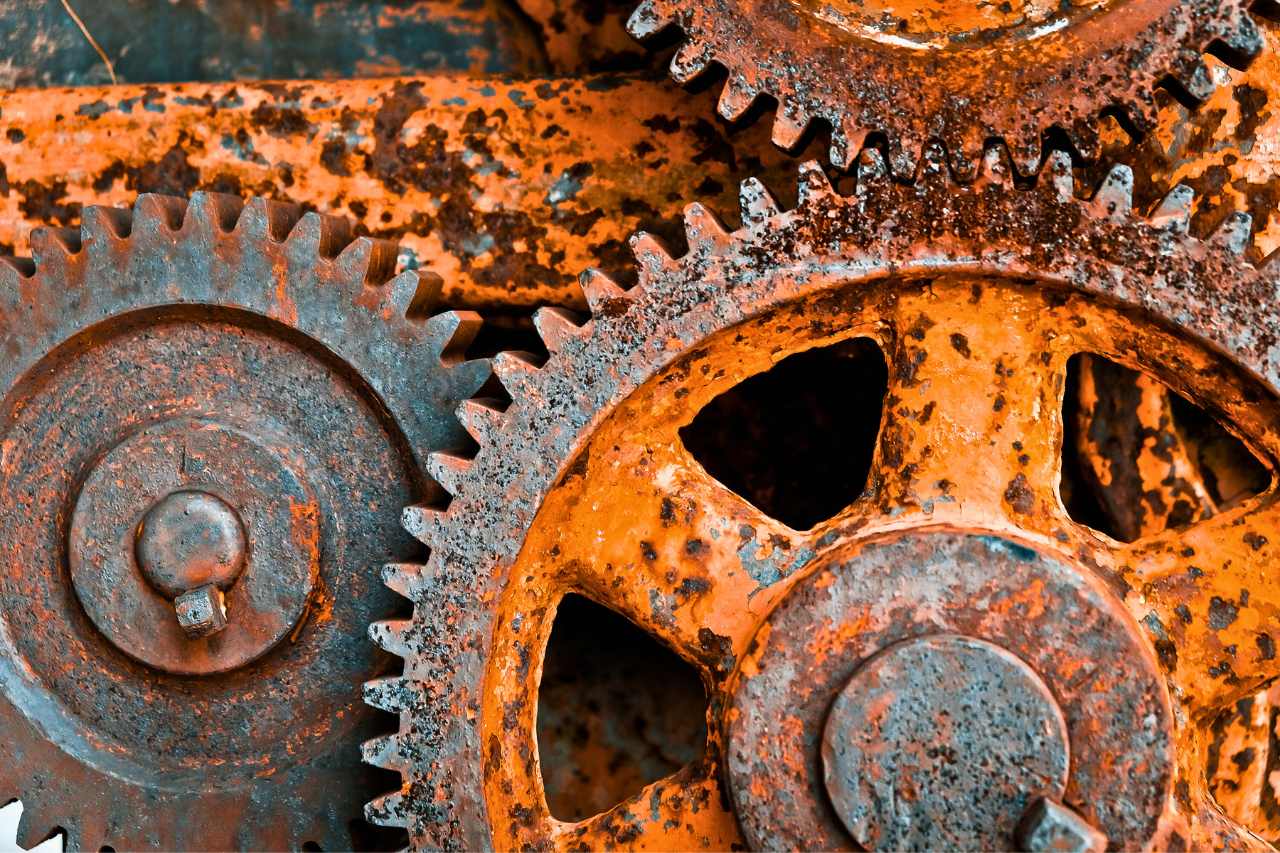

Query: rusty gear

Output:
[627, 0, 1267, 176]
[0, 193, 489, 850]
[364, 148, 1280, 850]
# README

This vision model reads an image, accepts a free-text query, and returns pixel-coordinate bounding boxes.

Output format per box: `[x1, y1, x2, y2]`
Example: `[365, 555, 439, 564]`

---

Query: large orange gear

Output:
[362, 150, 1280, 849]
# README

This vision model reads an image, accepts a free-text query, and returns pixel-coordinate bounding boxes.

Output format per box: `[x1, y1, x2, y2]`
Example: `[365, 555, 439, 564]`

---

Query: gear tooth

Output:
[947, 127, 986, 182]
[369, 618, 414, 658]
[770, 104, 811, 151]
[1214, 11, 1263, 66]
[739, 177, 782, 228]
[334, 235, 399, 286]
[492, 351, 541, 398]
[386, 269, 444, 321]
[402, 504, 448, 546]
[382, 562, 425, 599]
[287, 210, 356, 259]
[1067, 118, 1103, 162]
[669, 40, 713, 84]
[1089, 164, 1134, 220]
[626, 0, 671, 39]
[917, 140, 949, 181]
[426, 452, 472, 498]
[234, 196, 302, 242]
[886, 133, 921, 180]
[534, 306, 584, 352]
[828, 125, 867, 172]
[855, 147, 890, 190]
[796, 161, 835, 204]
[14, 806, 61, 853]
[1210, 211, 1254, 254]
[1008, 131, 1044, 178]
[456, 398, 506, 446]
[629, 231, 677, 279]
[578, 268, 628, 315]
[184, 191, 245, 234]
[362, 733, 410, 771]
[717, 74, 757, 122]
[365, 791, 409, 829]
[422, 309, 482, 363]
[81, 204, 133, 241]
[1177, 60, 1217, 103]
[1040, 150, 1076, 202]
[977, 145, 1013, 187]
[133, 193, 189, 232]
[1149, 184, 1196, 234]
[683, 202, 730, 250]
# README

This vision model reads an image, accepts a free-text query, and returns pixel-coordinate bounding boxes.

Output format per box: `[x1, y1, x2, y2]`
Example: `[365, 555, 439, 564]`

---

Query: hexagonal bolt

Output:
[173, 583, 229, 639]
[1017, 797, 1107, 853]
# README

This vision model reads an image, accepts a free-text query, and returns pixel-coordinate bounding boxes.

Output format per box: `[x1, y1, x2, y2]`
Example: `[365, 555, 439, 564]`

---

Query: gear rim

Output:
[365, 150, 1280, 849]
[0, 192, 489, 851]
[627, 0, 1267, 176]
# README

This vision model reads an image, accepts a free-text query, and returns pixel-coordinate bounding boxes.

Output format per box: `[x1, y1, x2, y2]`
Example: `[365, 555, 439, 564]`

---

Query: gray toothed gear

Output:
[0, 192, 489, 851]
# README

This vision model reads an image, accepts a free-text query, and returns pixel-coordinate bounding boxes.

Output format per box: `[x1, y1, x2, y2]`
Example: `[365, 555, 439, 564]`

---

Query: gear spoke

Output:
[1121, 495, 1280, 714]
[866, 278, 1072, 538]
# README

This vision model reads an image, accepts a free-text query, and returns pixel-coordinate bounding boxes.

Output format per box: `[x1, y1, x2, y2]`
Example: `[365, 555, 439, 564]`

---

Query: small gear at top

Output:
[628, 0, 1268, 176]
[0, 192, 488, 850]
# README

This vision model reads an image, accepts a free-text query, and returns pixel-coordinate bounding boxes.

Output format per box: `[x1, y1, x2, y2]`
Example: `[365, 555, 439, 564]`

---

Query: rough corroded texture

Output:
[629, 0, 1269, 174]
[735, 536, 1157, 850]
[0, 193, 489, 850]
[365, 152, 1280, 850]
[0, 0, 550, 88]
[0, 76, 817, 310]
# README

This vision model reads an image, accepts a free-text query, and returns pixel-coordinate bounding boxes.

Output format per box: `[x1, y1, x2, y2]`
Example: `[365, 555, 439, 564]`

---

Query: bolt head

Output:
[174, 583, 228, 639]
[136, 489, 247, 599]
[1018, 797, 1107, 853]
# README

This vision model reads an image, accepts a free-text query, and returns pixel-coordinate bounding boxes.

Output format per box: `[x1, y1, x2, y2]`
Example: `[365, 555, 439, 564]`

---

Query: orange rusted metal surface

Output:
[1, 4, 1279, 850]
[0, 76, 814, 311]
[366, 151, 1280, 849]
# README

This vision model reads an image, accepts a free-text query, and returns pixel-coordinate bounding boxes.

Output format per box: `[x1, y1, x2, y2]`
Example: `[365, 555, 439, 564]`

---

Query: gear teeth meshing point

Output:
[770, 105, 811, 151]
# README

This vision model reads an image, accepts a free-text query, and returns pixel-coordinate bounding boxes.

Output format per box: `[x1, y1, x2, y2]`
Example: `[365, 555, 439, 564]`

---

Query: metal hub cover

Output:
[727, 532, 1169, 850]
[822, 634, 1071, 850]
